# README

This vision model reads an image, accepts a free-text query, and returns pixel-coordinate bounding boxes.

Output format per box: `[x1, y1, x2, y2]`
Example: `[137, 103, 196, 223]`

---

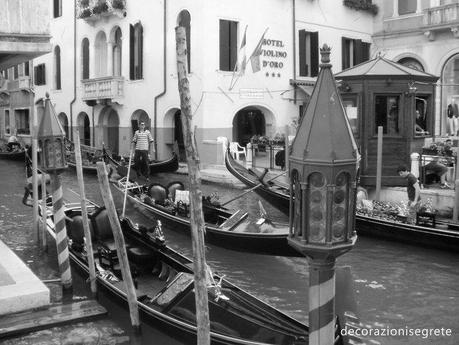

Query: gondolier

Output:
[132, 122, 154, 180]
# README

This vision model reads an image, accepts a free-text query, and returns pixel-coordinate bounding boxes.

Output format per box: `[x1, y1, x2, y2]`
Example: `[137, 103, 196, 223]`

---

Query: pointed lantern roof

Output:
[334, 54, 438, 82]
[290, 45, 358, 165]
[37, 92, 65, 138]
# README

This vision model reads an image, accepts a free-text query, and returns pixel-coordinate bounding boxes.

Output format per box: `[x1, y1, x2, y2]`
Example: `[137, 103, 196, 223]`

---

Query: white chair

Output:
[229, 142, 246, 160]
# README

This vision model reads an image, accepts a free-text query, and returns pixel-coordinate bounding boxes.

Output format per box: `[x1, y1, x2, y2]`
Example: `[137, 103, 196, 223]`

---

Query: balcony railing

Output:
[82, 76, 124, 103]
[423, 3, 459, 28]
[77, 0, 126, 22]
[18, 76, 32, 90]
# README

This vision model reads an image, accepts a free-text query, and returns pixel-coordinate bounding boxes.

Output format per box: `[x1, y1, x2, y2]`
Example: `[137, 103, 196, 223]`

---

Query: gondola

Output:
[111, 180, 300, 257]
[66, 143, 105, 174]
[105, 148, 179, 177]
[0, 139, 26, 161]
[225, 150, 459, 252]
[41, 201, 312, 345]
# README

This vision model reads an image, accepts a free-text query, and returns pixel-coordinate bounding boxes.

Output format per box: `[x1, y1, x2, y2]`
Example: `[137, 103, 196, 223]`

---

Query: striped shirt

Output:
[132, 130, 154, 151]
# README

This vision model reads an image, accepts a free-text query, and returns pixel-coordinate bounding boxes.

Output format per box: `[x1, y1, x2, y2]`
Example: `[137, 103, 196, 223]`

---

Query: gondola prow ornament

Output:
[288, 45, 360, 345]
[37, 92, 72, 290]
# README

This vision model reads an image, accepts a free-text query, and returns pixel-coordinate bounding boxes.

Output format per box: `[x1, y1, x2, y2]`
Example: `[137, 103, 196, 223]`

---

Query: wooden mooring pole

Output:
[74, 130, 97, 297]
[32, 101, 39, 243]
[96, 161, 140, 332]
[176, 26, 210, 345]
[375, 126, 383, 201]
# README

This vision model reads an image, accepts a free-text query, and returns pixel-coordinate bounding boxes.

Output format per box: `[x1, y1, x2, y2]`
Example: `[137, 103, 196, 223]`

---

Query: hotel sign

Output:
[239, 88, 264, 99]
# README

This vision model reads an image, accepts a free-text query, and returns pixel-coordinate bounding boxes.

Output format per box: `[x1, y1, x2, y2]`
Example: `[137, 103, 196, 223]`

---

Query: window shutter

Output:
[24, 62, 29, 76]
[342, 37, 349, 70]
[229, 21, 238, 72]
[299, 30, 307, 77]
[353, 39, 362, 66]
[310, 31, 319, 77]
[219, 20, 229, 71]
[139, 25, 143, 79]
[361, 42, 370, 63]
[130, 24, 135, 80]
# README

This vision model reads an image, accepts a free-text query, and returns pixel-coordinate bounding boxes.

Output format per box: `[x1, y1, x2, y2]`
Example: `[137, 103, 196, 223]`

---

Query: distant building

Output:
[372, 0, 459, 137]
[0, 0, 51, 142]
[4, 0, 375, 164]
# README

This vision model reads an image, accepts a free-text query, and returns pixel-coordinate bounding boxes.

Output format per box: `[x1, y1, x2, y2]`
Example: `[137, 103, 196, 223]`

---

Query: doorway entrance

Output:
[232, 108, 266, 146]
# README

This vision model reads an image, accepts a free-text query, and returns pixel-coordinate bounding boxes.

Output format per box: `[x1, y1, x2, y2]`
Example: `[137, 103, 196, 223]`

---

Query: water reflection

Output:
[1, 160, 458, 345]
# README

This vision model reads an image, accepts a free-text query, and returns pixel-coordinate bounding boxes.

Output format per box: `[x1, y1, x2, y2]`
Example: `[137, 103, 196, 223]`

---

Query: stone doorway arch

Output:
[98, 106, 119, 153]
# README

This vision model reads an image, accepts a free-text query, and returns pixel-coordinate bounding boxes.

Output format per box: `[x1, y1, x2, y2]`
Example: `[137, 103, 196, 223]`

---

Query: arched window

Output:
[130, 23, 143, 80]
[398, 57, 424, 72]
[82, 38, 90, 79]
[95, 31, 108, 77]
[113, 28, 122, 76]
[178, 10, 191, 73]
[54, 46, 61, 90]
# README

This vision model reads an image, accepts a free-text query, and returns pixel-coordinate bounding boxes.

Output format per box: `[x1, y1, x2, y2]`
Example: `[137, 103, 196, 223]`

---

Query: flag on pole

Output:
[249, 28, 268, 73]
[236, 25, 247, 75]
[229, 25, 248, 90]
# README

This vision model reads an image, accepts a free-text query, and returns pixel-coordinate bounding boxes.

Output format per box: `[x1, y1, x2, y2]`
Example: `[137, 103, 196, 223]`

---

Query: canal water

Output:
[0, 159, 458, 345]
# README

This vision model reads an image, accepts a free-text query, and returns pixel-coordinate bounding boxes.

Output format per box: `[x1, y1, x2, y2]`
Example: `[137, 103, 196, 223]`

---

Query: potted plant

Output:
[79, 8, 92, 18]
[92, 0, 108, 15]
[111, 0, 125, 10]
[79, 0, 90, 8]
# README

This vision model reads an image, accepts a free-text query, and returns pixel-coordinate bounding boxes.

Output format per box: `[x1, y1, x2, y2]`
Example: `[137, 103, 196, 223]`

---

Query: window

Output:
[342, 38, 370, 70]
[13, 65, 19, 79]
[15, 109, 30, 135]
[82, 38, 90, 79]
[130, 23, 143, 80]
[53, 0, 62, 18]
[398, 0, 416, 15]
[34, 64, 46, 85]
[113, 28, 122, 76]
[342, 95, 359, 137]
[178, 11, 191, 73]
[398, 57, 424, 72]
[374, 95, 400, 135]
[415, 95, 431, 137]
[219, 20, 237, 72]
[298, 30, 319, 77]
[54, 46, 61, 90]
[24, 62, 29, 76]
[4, 109, 10, 134]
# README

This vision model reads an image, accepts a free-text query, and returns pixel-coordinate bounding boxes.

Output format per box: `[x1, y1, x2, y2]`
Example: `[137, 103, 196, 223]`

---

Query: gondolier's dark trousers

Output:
[134, 149, 149, 178]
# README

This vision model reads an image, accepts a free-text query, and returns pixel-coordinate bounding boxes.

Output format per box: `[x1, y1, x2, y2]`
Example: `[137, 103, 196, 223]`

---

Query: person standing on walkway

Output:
[397, 165, 421, 224]
[132, 121, 154, 180]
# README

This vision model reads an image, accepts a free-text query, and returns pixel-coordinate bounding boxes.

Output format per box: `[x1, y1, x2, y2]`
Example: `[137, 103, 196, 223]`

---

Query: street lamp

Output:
[37, 92, 72, 290]
[288, 45, 359, 345]
[37, 93, 67, 172]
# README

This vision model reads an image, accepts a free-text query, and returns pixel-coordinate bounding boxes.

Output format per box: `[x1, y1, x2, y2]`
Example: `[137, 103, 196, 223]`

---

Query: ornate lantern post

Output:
[37, 92, 72, 290]
[288, 45, 359, 345]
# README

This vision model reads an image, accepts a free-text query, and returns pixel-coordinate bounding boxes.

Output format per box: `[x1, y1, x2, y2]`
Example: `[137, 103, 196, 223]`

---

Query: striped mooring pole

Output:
[308, 259, 336, 345]
[51, 172, 72, 289]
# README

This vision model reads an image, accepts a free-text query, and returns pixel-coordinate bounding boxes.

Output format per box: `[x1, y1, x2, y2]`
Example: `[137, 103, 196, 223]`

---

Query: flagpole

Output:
[229, 25, 248, 91]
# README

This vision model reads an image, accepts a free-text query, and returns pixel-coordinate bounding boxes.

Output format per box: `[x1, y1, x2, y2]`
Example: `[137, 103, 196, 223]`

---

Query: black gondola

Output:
[111, 180, 300, 257]
[225, 150, 459, 252]
[66, 144, 105, 174]
[0, 140, 26, 161]
[42, 202, 311, 345]
[105, 148, 179, 178]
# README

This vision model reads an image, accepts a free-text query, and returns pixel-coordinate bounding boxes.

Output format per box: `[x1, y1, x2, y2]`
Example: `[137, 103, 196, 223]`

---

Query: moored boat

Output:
[66, 143, 105, 174]
[0, 139, 26, 161]
[111, 180, 300, 257]
[225, 150, 459, 252]
[105, 148, 179, 178]
[42, 201, 311, 345]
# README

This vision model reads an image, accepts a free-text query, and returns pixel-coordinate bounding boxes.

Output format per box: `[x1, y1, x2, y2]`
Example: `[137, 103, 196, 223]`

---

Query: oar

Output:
[122, 146, 134, 218]
[221, 171, 287, 207]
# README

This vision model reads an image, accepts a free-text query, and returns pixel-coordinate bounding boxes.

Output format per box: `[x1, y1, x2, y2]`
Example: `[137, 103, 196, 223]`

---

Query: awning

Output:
[297, 84, 314, 97]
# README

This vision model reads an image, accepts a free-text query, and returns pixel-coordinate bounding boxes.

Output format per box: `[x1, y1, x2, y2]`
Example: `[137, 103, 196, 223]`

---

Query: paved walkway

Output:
[0, 239, 49, 316]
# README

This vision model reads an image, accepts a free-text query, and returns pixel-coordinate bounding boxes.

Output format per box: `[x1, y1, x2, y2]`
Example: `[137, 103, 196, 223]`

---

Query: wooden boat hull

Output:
[42, 203, 309, 345]
[355, 214, 459, 251]
[108, 152, 179, 177]
[112, 183, 301, 257]
[225, 150, 459, 252]
[0, 150, 26, 161]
